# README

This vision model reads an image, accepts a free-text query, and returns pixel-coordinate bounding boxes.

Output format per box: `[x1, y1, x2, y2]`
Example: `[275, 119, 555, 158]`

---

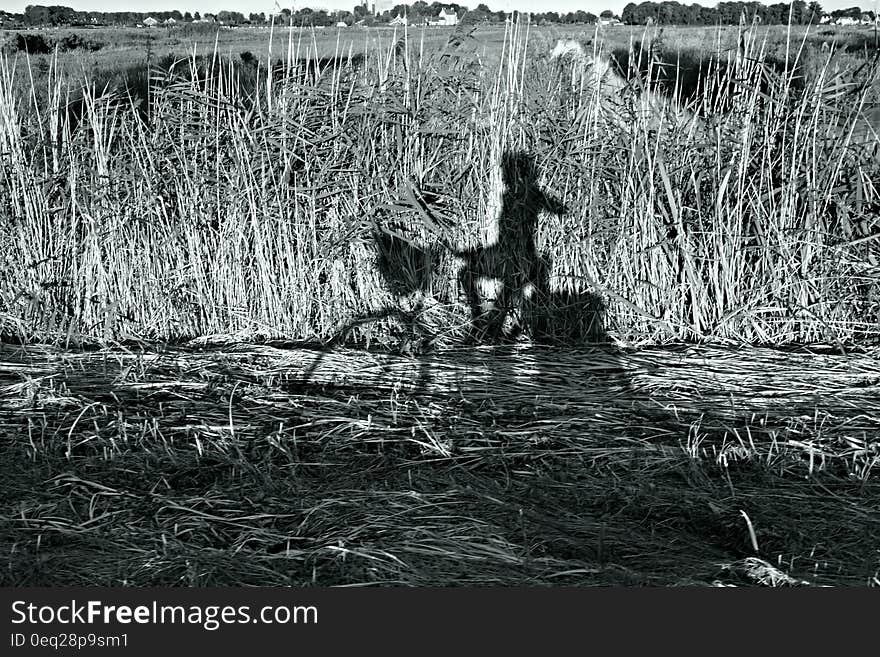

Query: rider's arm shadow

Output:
[536, 189, 569, 217]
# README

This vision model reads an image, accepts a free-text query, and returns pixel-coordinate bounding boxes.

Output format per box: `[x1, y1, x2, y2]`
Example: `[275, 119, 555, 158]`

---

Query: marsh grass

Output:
[1, 22, 879, 587]
[0, 19, 878, 347]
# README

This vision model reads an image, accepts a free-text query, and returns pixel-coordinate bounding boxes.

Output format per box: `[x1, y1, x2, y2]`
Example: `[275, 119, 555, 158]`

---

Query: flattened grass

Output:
[1, 343, 878, 586]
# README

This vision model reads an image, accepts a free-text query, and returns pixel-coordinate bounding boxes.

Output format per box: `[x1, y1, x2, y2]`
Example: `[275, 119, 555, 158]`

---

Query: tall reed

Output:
[0, 19, 877, 346]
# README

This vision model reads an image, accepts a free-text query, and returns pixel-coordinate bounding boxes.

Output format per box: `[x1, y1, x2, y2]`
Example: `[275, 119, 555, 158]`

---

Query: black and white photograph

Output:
[1, 0, 879, 603]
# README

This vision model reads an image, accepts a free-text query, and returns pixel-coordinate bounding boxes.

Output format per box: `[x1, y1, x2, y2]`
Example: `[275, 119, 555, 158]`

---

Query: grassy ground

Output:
[1, 342, 878, 586]
[3, 22, 878, 75]
[1, 21, 879, 587]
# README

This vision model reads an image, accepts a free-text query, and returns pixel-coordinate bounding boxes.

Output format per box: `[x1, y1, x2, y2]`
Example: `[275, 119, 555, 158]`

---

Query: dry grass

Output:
[1, 20, 879, 588]
[0, 20, 878, 346]
[1, 341, 878, 586]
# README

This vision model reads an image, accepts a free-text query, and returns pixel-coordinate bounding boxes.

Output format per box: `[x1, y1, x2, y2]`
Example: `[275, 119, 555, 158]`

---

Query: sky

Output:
[4, 0, 880, 19]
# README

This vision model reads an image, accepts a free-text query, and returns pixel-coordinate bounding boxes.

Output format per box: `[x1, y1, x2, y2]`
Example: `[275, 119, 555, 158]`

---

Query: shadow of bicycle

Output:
[330, 148, 607, 352]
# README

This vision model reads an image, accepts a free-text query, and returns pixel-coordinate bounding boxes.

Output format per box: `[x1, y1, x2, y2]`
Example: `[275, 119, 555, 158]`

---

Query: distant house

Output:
[142, 16, 159, 27]
[429, 8, 458, 26]
[598, 17, 623, 26]
[164, 17, 176, 25]
[836, 16, 858, 25]
[335, 21, 347, 27]
[389, 13, 408, 26]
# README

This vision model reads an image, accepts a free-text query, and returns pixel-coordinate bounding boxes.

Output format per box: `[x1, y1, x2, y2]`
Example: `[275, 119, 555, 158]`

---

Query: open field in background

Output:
[2, 22, 880, 81]
[3, 22, 880, 62]
[1, 342, 879, 586]
[2, 23, 880, 118]
[1, 20, 879, 586]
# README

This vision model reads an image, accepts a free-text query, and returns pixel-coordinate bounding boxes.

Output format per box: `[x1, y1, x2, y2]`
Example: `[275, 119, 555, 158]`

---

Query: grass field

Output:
[1, 19, 879, 586]
[1, 20, 878, 344]
[2, 342, 879, 585]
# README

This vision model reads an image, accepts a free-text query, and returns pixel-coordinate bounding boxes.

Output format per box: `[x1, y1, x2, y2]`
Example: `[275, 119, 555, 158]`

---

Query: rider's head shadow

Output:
[495, 151, 568, 249]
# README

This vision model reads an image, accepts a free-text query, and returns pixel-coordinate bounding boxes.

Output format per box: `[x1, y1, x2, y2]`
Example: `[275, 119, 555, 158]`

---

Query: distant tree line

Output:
[2, 6, 254, 27]
[0, 4, 509, 27]
[620, 1, 874, 25]
[0, 2, 876, 29]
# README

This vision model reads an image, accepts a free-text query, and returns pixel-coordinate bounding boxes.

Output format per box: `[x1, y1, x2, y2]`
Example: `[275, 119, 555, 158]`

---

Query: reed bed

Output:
[0, 20, 877, 346]
[1, 341, 878, 586]
[1, 20, 879, 588]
